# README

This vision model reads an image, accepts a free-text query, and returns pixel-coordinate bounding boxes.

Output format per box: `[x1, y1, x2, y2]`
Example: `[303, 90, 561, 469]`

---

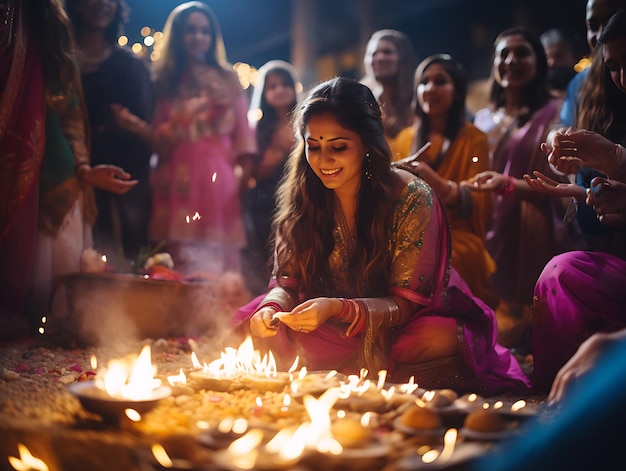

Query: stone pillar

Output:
[291, 0, 318, 90]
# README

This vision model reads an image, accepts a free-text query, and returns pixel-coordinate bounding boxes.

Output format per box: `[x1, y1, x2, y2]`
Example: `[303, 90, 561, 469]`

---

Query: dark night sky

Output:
[124, 0, 588, 81]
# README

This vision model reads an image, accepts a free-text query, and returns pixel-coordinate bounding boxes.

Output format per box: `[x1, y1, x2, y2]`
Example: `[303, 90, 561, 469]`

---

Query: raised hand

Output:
[586, 177, 626, 226]
[524, 170, 585, 200]
[541, 128, 621, 176]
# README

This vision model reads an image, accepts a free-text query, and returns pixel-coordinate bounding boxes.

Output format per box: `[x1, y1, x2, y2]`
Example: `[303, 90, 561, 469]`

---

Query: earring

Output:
[364, 152, 373, 180]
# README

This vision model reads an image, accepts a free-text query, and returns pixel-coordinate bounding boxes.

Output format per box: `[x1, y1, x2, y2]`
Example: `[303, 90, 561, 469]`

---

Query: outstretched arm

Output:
[523, 170, 586, 200]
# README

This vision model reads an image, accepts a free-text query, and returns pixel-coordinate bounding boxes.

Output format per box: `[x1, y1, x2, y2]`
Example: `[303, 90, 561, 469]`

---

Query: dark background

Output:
[124, 0, 589, 84]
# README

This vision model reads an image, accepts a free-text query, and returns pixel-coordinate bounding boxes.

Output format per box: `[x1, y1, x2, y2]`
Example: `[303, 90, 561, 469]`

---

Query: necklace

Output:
[333, 196, 356, 254]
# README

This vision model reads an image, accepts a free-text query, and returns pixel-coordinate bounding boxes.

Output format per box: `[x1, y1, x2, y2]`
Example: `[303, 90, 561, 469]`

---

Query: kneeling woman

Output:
[232, 77, 530, 395]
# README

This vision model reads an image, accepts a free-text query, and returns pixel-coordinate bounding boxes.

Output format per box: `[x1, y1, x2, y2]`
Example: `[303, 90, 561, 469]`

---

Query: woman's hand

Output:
[524, 171, 586, 200]
[78, 164, 138, 194]
[249, 307, 281, 338]
[541, 128, 620, 175]
[467, 170, 507, 192]
[392, 142, 432, 175]
[272, 297, 342, 334]
[586, 177, 626, 226]
[409, 161, 449, 194]
[548, 330, 626, 404]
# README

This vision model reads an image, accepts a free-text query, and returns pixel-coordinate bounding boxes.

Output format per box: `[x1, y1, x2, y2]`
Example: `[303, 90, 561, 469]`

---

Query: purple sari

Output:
[476, 100, 583, 305]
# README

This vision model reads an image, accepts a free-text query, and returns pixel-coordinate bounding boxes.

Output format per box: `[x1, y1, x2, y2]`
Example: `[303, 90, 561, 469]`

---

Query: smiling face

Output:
[366, 38, 400, 82]
[183, 11, 212, 62]
[494, 34, 538, 90]
[77, 0, 117, 31]
[304, 113, 366, 198]
[264, 71, 296, 112]
[417, 63, 456, 119]
[603, 37, 626, 94]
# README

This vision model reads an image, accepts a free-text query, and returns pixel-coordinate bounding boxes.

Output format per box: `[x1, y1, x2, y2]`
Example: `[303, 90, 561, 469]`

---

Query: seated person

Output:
[231, 77, 531, 395]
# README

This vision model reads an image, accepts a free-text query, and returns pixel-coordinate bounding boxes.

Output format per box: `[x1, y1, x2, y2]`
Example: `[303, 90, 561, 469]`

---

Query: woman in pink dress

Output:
[149, 1, 256, 275]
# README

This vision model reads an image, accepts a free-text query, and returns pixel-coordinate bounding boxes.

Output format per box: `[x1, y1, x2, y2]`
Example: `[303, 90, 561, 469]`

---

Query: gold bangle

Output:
[355, 297, 402, 327]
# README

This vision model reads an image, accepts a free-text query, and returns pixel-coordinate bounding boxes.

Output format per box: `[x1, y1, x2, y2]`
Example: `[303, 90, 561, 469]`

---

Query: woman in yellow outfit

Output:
[400, 54, 498, 308]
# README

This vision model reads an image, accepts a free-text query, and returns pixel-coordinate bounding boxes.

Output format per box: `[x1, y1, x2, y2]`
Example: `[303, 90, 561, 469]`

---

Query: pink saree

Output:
[149, 69, 256, 274]
[232, 176, 531, 395]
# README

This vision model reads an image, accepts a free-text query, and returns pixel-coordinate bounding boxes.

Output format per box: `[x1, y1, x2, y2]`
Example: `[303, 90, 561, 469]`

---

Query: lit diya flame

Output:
[8, 443, 49, 471]
[338, 369, 373, 399]
[304, 388, 342, 450]
[95, 344, 161, 400]
[421, 428, 457, 464]
[218, 417, 248, 435]
[201, 336, 279, 378]
[281, 394, 291, 412]
[190, 351, 202, 369]
[167, 368, 187, 386]
[190, 337, 297, 392]
[151, 444, 174, 468]
[398, 375, 419, 394]
[226, 429, 264, 469]
[265, 424, 309, 461]
[511, 399, 526, 412]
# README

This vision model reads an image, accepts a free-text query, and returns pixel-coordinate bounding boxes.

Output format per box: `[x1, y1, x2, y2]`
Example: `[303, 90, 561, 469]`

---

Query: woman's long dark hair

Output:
[30, 0, 76, 103]
[488, 27, 551, 125]
[154, 1, 230, 98]
[273, 77, 396, 297]
[579, 8, 626, 145]
[411, 54, 468, 154]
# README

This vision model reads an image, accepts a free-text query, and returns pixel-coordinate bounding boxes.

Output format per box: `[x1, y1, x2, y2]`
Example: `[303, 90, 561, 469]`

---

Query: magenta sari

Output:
[233, 176, 531, 395]
[531, 251, 626, 391]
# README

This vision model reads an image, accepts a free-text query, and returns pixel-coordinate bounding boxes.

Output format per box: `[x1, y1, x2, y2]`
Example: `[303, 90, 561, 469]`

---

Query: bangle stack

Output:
[333, 298, 366, 337]
[495, 176, 515, 197]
